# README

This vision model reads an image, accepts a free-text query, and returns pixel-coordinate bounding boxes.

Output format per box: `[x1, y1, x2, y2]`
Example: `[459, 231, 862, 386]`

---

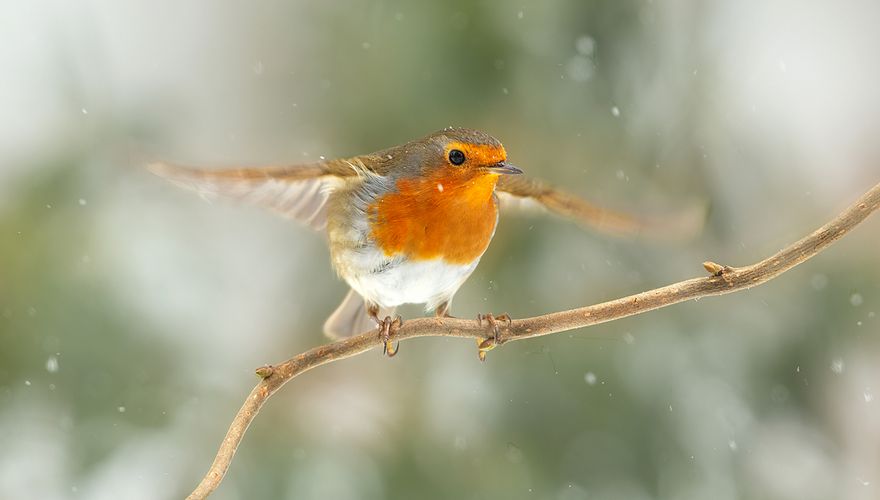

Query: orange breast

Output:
[368, 171, 500, 264]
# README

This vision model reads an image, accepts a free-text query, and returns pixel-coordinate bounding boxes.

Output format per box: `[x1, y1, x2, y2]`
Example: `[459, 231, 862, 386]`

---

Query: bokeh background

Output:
[2, 1, 879, 499]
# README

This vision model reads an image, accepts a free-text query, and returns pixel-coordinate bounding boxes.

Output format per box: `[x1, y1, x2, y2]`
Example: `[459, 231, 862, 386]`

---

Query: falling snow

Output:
[46, 356, 59, 373]
[584, 372, 597, 385]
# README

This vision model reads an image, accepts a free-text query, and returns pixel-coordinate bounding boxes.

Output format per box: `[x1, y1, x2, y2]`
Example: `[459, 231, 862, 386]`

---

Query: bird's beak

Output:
[486, 161, 524, 175]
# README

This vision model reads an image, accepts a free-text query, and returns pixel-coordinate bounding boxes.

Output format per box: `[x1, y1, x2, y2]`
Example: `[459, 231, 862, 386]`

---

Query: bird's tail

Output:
[323, 289, 395, 339]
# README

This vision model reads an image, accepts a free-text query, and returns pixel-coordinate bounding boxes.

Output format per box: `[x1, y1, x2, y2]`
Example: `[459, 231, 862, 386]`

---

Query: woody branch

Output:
[187, 181, 880, 500]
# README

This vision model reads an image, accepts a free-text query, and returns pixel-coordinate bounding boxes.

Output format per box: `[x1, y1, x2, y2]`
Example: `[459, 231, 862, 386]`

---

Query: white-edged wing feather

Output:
[148, 162, 346, 230]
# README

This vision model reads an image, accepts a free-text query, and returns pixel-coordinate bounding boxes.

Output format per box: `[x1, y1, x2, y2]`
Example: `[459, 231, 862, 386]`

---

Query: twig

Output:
[186, 181, 880, 499]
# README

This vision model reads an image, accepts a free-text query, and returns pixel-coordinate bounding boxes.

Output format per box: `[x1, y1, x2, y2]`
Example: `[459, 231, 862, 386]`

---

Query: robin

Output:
[149, 127, 649, 357]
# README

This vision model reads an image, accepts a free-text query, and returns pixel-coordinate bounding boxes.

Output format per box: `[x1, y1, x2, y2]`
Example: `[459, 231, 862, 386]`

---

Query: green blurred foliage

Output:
[1, 1, 878, 499]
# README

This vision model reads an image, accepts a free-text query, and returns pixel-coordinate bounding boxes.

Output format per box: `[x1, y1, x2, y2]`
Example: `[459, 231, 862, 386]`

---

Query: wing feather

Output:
[148, 160, 355, 230]
[496, 175, 706, 240]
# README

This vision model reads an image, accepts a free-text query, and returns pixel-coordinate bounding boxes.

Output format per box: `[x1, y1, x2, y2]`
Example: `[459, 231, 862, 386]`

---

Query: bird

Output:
[148, 127, 681, 357]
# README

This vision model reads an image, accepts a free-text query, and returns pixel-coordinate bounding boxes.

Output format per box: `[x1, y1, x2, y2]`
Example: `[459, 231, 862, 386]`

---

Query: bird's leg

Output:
[368, 303, 402, 357]
[475, 313, 512, 361]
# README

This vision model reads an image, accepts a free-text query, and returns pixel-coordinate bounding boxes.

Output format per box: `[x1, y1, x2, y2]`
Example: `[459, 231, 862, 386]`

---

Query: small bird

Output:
[149, 127, 666, 356]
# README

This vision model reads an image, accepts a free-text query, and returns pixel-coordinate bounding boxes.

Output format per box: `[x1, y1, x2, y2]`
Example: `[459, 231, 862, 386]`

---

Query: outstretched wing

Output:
[147, 159, 360, 230]
[496, 175, 706, 240]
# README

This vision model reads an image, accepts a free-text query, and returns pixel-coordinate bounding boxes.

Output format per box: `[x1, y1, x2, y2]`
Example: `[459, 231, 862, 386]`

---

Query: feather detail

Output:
[323, 288, 395, 339]
[496, 175, 706, 240]
[147, 160, 355, 230]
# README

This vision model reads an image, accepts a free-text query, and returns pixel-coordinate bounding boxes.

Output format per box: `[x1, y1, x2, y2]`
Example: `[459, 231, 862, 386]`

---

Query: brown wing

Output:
[147, 159, 360, 230]
[496, 175, 706, 240]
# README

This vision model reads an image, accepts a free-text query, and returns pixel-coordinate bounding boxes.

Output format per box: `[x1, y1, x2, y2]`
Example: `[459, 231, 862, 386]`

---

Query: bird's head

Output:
[419, 127, 523, 179]
[382, 127, 522, 183]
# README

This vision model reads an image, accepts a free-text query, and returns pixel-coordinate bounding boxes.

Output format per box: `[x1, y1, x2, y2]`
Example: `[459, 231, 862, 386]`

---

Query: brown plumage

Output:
[148, 127, 698, 353]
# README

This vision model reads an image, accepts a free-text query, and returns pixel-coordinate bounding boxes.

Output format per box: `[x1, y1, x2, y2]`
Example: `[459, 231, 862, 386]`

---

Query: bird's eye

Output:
[448, 149, 466, 166]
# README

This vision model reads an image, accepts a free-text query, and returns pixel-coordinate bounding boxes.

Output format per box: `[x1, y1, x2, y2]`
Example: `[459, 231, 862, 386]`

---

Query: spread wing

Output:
[496, 175, 706, 240]
[147, 159, 361, 230]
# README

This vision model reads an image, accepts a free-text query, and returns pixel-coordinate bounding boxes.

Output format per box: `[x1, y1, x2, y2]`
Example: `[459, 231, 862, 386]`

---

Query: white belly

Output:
[338, 246, 479, 310]
[325, 177, 485, 311]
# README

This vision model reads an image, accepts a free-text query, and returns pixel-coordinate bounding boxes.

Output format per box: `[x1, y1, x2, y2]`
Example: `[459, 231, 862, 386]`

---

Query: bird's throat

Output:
[368, 172, 500, 264]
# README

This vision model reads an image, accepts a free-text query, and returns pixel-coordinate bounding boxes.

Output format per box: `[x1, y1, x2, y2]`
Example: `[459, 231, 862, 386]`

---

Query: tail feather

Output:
[323, 289, 395, 339]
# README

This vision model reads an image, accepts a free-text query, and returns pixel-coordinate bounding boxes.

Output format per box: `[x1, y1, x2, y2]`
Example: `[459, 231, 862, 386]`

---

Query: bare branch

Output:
[186, 181, 880, 500]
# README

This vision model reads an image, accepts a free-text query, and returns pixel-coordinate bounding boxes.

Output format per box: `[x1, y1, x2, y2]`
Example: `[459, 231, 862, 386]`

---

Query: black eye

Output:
[448, 149, 466, 165]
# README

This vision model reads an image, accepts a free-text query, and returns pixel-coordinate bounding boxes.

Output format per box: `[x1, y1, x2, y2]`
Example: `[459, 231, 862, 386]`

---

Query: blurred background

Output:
[1, 1, 879, 499]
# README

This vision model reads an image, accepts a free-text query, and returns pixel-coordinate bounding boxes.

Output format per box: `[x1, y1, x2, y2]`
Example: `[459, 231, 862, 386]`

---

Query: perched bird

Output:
[149, 127, 679, 356]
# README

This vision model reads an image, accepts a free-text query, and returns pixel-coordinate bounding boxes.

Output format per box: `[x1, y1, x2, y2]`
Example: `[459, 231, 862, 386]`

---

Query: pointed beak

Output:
[486, 161, 524, 175]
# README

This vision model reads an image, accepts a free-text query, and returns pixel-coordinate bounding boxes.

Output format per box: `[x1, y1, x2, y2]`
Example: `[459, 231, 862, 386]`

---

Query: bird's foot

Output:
[374, 315, 403, 357]
[368, 303, 403, 357]
[476, 313, 511, 361]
